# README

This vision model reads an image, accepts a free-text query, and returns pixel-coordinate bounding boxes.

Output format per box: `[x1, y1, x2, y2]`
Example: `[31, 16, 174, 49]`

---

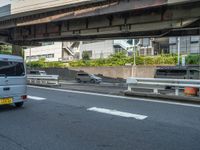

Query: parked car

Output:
[154, 67, 200, 79]
[29, 70, 47, 75]
[75, 73, 102, 83]
[0, 54, 27, 107]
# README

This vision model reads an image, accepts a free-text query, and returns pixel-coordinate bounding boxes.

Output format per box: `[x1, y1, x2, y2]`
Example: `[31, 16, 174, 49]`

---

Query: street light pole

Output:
[177, 37, 181, 66]
[133, 39, 136, 66]
[133, 46, 136, 66]
[29, 47, 32, 69]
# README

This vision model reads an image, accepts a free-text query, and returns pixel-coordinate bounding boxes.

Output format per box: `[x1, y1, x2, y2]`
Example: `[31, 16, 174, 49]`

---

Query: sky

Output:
[0, 0, 10, 7]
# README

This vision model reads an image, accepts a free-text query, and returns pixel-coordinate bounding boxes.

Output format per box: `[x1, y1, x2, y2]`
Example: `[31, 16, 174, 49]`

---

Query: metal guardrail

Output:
[27, 75, 60, 86]
[127, 77, 200, 97]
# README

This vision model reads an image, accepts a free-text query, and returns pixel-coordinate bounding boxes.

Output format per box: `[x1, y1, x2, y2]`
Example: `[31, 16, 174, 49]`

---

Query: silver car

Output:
[75, 73, 102, 83]
[29, 70, 47, 75]
[0, 54, 27, 107]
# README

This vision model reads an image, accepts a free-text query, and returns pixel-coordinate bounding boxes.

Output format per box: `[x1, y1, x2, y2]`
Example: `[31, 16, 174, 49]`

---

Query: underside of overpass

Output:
[0, 0, 200, 46]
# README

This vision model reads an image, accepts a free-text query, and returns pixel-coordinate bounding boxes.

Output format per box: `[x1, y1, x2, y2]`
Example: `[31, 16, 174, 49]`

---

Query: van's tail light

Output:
[21, 95, 27, 100]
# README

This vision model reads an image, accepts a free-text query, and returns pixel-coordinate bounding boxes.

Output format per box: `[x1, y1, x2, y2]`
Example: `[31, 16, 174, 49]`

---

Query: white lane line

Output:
[28, 95, 46, 101]
[87, 107, 148, 120]
[28, 85, 200, 108]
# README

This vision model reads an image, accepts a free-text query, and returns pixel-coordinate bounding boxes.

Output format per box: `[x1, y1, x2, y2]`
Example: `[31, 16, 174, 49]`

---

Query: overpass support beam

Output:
[12, 45, 23, 56]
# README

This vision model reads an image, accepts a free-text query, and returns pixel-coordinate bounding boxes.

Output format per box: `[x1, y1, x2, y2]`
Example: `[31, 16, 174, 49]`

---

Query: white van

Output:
[0, 54, 27, 107]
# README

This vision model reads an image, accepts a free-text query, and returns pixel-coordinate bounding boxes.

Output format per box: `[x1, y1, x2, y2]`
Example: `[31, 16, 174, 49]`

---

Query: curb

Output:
[124, 91, 200, 103]
[28, 83, 61, 87]
[60, 82, 127, 88]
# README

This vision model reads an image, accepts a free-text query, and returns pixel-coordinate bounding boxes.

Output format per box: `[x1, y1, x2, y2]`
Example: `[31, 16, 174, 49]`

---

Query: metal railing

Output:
[27, 75, 60, 86]
[127, 77, 200, 97]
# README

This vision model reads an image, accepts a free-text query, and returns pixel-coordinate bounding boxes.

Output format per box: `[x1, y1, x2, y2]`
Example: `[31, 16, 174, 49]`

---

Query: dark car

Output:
[154, 67, 200, 79]
[75, 73, 102, 83]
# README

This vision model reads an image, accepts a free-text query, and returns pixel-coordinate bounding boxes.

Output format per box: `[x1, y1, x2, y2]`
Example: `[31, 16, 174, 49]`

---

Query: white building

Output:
[79, 39, 154, 59]
[169, 36, 200, 55]
[0, 0, 11, 17]
[24, 42, 80, 62]
[79, 40, 114, 59]
[24, 39, 155, 62]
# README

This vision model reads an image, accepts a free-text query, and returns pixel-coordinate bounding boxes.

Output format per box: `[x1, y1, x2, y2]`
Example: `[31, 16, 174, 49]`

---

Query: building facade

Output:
[79, 39, 155, 59]
[11, 0, 90, 14]
[0, 0, 11, 17]
[24, 42, 80, 62]
[79, 40, 114, 59]
[169, 36, 200, 55]
[24, 39, 155, 62]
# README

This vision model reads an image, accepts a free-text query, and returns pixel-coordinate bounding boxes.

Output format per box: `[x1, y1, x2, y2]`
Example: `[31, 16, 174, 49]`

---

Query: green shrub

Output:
[82, 51, 91, 60]
[70, 54, 177, 67]
[186, 55, 200, 65]
[0, 45, 12, 54]
[27, 53, 178, 68]
[27, 58, 65, 68]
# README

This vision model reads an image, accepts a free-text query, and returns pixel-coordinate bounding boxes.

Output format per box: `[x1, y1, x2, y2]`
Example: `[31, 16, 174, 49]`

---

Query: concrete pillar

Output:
[12, 45, 23, 56]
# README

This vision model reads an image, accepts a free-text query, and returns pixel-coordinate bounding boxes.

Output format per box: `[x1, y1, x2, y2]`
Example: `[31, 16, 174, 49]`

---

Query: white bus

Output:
[0, 54, 27, 107]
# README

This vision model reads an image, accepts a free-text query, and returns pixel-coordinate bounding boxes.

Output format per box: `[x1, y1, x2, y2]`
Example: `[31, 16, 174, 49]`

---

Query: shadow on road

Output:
[0, 105, 24, 112]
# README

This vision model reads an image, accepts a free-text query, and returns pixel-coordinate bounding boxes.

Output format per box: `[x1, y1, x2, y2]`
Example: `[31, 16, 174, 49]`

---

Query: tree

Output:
[82, 51, 91, 60]
[0, 45, 12, 54]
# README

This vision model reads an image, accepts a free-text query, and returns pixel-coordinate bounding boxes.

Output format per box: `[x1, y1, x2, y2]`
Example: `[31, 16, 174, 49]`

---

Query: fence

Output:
[127, 77, 200, 97]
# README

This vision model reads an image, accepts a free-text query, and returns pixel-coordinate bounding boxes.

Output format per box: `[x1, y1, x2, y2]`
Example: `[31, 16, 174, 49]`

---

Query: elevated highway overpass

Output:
[0, 0, 200, 46]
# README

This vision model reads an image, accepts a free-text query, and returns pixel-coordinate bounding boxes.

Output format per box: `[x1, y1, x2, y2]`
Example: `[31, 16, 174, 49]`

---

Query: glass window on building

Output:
[190, 43, 199, 54]
[142, 38, 150, 47]
[169, 37, 177, 44]
[47, 54, 54, 58]
[191, 36, 199, 44]
[42, 42, 54, 46]
[146, 48, 152, 56]
[140, 49, 145, 55]
[170, 45, 177, 54]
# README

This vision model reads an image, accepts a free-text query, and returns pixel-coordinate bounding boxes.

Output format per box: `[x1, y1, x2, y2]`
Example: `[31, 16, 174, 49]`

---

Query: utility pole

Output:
[29, 47, 32, 69]
[131, 39, 136, 77]
[133, 39, 136, 66]
[177, 37, 181, 66]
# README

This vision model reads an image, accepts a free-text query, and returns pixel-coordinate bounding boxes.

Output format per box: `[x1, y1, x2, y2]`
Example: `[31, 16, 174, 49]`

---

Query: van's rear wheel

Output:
[15, 102, 24, 108]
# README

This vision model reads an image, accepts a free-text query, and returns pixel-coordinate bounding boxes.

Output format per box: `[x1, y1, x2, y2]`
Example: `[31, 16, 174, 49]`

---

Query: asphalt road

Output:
[0, 86, 200, 150]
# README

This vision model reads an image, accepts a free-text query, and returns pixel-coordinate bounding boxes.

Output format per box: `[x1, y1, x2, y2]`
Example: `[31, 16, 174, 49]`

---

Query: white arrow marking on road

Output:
[87, 107, 148, 120]
[28, 95, 46, 101]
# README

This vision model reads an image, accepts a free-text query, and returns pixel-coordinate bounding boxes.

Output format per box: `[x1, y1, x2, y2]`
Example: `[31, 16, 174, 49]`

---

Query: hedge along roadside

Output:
[26, 53, 199, 68]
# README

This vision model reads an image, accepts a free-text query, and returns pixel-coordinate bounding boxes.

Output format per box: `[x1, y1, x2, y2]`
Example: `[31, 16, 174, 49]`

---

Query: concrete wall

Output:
[71, 66, 156, 79]
[168, 0, 196, 4]
[10, 0, 193, 15]
[35, 66, 157, 81]
[11, 0, 92, 14]
[31, 65, 200, 81]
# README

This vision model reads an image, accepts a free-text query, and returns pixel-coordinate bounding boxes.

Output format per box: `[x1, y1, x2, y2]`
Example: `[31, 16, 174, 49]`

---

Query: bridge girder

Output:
[0, 0, 200, 45]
